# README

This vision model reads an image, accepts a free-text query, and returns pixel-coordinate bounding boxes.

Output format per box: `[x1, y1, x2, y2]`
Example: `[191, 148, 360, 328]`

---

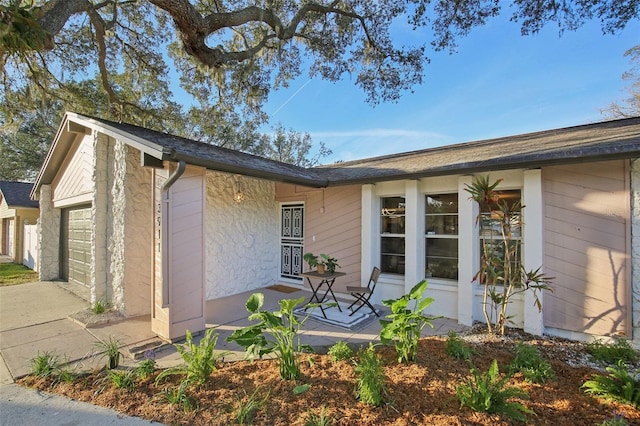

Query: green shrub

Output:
[327, 341, 353, 362]
[304, 406, 334, 426]
[134, 358, 156, 379]
[234, 388, 267, 425]
[456, 359, 533, 422]
[582, 361, 640, 408]
[379, 280, 438, 363]
[509, 342, 555, 383]
[30, 351, 58, 378]
[445, 331, 475, 361]
[227, 293, 313, 380]
[92, 299, 109, 314]
[156, 328, 226, 386]
[354, 344, 386, 406]
[588, 338, 638, 365]
[108, 369, 135, 391]
[95, 335, 123, 369]
[162, 380, 198, 412]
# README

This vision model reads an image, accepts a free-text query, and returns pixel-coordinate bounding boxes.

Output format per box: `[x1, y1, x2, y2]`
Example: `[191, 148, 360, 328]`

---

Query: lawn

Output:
[0, 262, 38, 286]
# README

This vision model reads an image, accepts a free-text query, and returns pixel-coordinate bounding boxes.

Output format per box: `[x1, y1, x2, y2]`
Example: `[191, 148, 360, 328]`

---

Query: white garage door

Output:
[23, 222, 38, 270]
[62, 206, 92, 287]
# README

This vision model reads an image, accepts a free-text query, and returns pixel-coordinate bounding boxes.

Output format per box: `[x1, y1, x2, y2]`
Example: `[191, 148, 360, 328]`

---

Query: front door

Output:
[280, 203, 304, 282]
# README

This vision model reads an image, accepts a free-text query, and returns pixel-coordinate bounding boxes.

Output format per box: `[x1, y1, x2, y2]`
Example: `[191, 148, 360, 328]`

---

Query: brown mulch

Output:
[18, 331, 640, 425]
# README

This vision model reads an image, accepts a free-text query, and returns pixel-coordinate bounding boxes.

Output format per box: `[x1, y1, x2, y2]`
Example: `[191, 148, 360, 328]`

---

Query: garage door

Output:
[61, 206, 92, 287]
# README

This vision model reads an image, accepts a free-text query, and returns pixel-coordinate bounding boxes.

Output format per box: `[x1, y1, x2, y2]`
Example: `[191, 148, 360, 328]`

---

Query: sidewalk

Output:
[0, 280, 466, 424]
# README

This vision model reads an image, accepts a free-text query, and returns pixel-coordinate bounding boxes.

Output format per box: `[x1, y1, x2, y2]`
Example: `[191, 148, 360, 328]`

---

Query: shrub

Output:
[156, 328, 226, 386]
[162, 380, 199, 412]
[588, 338, 638, 365]
[327, 341, 353, 362]
[304, 406, 334, 426]
[456, 359, 533, 422]
[30, 351, 58, 378]
[227, 293, 313, 380]
[582, 361, 640, 408]
[445, 331, 475, 361]
[92, 299, 109, 314]
[379, 280, 438, 363]
[95, 335, 123, 369]
[510, 342, 555, 383]
[234, 388, 267, 425]
[134, 358, 156, 380]
[354, 344, 386, 406]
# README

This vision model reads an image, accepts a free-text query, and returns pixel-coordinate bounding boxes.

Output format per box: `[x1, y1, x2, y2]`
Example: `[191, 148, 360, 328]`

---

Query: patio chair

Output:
[346, 266, 381, 317]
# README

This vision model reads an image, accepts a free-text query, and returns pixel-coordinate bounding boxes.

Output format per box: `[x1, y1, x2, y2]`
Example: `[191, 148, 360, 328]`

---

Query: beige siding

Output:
[277, 184, 362, 292]
[52, 134, 94, 205]
[543, 161, 630, 336]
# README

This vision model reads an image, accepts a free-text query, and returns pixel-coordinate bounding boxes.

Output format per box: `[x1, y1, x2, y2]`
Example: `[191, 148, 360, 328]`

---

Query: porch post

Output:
[457, 175, 477, 326]
[523, 169, 544, 336]
[361, 184, 376, 286]
[404, 180, 424, 293]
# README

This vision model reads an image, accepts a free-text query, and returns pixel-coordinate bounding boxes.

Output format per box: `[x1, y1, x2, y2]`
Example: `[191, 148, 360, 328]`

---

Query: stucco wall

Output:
[205, 172, 279, 299]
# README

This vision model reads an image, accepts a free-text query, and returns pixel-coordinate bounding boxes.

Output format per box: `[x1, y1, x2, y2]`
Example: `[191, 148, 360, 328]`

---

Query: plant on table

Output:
[156, 328, 227, 386]
[456, 359, 533, 422]
[379, 279, 439, 363]
[95, 335, 123, 369]
[303, 252, 340, 274]
[227, 292, 313, 380]
[465, 175, 553, 335]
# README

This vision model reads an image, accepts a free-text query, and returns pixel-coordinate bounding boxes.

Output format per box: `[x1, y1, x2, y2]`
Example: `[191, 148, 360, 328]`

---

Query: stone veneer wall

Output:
[37, 184, 60, 280]
[92, 131, 109, 304]
[205, 172, 279, 299]
[631, 159, 640, 346]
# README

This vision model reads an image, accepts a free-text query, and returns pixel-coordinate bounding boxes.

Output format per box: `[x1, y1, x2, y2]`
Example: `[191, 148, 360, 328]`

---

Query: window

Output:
[425, 194, 458, 280]
[478, 189, 522, 281]
[380, 196, 405, 274]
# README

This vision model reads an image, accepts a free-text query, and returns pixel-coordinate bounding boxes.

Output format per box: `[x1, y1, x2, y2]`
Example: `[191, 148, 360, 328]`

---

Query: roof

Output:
[0, 181, 39, 209]
[33, 113, 640, 198]
[316, 117, 640, 185]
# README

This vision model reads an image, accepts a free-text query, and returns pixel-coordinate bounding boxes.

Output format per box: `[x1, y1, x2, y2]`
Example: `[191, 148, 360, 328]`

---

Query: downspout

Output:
[160, 160, 186, 307]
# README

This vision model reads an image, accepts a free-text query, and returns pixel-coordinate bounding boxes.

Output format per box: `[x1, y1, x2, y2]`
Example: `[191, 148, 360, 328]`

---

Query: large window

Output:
[425, 194, 458, 280]
[479, 189, 522, 281]
[381, 196, 405, 274]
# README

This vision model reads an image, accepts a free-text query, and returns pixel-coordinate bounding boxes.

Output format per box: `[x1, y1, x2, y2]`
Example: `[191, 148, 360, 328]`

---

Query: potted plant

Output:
[303, 252, 340, 274]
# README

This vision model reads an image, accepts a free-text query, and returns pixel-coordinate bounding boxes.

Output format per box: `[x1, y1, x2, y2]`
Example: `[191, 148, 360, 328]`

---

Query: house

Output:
[0, 181, 39, 269]
[31, 112, 640, 344]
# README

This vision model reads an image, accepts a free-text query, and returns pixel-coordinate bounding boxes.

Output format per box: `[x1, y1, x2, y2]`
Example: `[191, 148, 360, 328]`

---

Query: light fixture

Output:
[233, 180, 245, 203]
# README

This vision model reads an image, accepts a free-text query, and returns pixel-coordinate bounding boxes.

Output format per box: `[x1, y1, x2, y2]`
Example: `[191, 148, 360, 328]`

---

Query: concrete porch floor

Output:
[0, 282, 468, 384]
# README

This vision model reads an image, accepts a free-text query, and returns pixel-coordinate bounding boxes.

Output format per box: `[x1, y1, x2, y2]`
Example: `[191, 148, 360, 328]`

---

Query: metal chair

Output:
[346, 266, 381, 316]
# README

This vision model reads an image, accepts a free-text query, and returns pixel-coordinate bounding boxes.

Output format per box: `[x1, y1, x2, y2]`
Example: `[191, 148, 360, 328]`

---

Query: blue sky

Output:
[262, 15, 639, 164]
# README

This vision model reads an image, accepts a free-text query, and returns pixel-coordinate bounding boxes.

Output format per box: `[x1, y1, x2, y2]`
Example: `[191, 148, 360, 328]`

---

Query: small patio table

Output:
[299, 271, 346, 319]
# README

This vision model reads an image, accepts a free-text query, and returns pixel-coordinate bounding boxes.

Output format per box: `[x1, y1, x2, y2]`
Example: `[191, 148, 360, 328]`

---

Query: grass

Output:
[0, 262, 38, 286]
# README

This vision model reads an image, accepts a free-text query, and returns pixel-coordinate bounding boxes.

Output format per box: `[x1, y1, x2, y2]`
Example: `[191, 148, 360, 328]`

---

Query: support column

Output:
[91, 131, 109, 305]
[37, 184, 60, 281]
[458, 176, 477, 326]
[523, 169, 544, 336]
[631, 159, 640, 345]
[404, 180, 424, 293]
[361, 184, 377, 286]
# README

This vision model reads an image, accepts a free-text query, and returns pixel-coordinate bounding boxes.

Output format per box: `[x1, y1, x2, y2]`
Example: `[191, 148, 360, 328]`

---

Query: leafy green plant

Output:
[134, 358, 156, 380]
[30, 351, 59, 378]
[304, 406, 334, 426]
[509, 342, 555, 383]
[599, 410, 629, 425]
[379, 280, 438, 363]
[456, 359, 533, 422]
[588, 338, 638, 365]
[107, 369, 136, 391]
[354, 343, 387, 406]
[156, 328, 226, 386]
[327, 340, 353, 362]
[227, 293, 313, 380]
[582, 361, 640, 408]
[445, 331, 475, 361]
[162, 380, 198, 412]
[95, 335, 123, 369]
[92, 299, 109, 314]
[234, 388, 267, 425]
[465, 176, 553, 335]
[303, 252, 340, 273]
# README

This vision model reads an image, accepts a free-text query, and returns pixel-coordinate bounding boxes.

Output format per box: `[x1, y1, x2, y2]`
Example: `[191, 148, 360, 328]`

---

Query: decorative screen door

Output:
[280, 203, 304, 281]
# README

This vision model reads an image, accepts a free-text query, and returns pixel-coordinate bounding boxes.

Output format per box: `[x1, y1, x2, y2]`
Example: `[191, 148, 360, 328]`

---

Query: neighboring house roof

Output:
[0, 181, 39, 209]
[32, 112, 640, 197]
